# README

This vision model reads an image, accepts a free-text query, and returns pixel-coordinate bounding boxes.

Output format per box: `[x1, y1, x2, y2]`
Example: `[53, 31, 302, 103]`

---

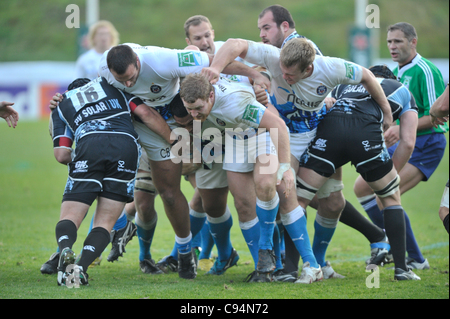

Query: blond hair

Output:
[179, 73, 213, 103]
[87, 20, 120, 48]
[280, 38, 315, 72]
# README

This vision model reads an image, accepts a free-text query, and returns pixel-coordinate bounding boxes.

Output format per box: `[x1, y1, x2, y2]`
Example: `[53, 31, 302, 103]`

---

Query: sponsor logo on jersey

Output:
[177, 52, 201, 67]
[242, 104, 261, 125]
[345, 62, 357, 80]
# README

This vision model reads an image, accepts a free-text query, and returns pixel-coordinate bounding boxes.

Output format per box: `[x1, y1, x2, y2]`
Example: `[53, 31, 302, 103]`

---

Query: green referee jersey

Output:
[393, 53, 448, 136]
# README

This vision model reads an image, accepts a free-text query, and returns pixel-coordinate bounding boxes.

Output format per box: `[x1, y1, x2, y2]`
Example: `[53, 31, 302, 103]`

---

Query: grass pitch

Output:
[0, 120, 448, 300]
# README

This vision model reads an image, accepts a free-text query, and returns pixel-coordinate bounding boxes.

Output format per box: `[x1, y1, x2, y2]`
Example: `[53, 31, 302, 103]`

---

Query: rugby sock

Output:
[189, 208, 208, 241]
[256, 193, 280, 250]
[77, 227, 110, 271]
[404, 210, 426, 263]
[170, 208, 207, 260]
[277, 221, 286, 258]
[207, 207, 233, 262]
[339, 200, 386, 243]
[175, 233, 193, 255]
[135, 213, 157, 261]
[312, 214, 339, 268]
[88, 213, 95, 233]
[112, 208, 127, 231]
[283, 231, 300, 273]
[383, 206, 408, 271]
[444, 214, 449, 234]
[358, 195, 385, 228]
[240, 217, 260, 268]
[199, 221, 215, 260]
[192, 232, 202, 249]
[56, 219, 77, 251]
[273, 221, 283, 270]
[281, 206, 319, 269]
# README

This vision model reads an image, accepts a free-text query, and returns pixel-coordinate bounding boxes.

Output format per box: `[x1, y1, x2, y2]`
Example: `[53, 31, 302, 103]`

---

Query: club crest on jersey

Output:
[150, 84, 162, 94]
[317, 85, 327, 95]
[216, 118, 226, 126]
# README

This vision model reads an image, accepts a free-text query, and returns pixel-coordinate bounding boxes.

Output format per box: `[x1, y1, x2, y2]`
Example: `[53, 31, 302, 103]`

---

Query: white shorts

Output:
[195, 162, 228, 189]
[290, 128, 317, 162]
[223, 131, 276, 173]
[133, 119, 177, 162]
[135, 151, 158, 195]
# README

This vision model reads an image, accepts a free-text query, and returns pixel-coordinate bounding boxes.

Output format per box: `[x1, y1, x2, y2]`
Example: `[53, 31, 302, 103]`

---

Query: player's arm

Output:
[202, 38, 250, 80]
[259, 109, 294, 197]
[0, 101, 19, 128]
[50, 109, 73, 165]
[392, 111, 418, 173]
[430, 85, 449, 128]
[360, 67, 393, 131]
[131, 102, 174, 144]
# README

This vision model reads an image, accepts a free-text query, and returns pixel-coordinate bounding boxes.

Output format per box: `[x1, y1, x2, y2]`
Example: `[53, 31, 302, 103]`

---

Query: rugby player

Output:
[299, 64, 421, 280]
[52, 77, 170, 286]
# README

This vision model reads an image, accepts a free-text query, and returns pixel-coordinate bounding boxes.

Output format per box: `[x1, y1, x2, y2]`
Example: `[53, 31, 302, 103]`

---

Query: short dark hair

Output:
[259, 5, 295, 29]
[387, 22, 418, 42]
[106, 45, 137, 75]
[68, 78, 91, 90]
[169, 93, 188, 118]
[369, 64, 398, 80]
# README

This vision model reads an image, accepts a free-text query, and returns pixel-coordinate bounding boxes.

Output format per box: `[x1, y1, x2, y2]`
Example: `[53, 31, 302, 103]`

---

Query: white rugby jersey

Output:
[198, 77, 268, 164]
[208, 77, 266, 135]
[214, 41, 251, 84]
[75, 48, 105, 80]
[244, 40, 363, 133]
[98, 43, 210, 112]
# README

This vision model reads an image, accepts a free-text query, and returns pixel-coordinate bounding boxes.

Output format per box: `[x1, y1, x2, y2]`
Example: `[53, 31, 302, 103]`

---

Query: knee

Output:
[233, 196, 257, 222]
[158, 188, 178, 206]
[135, 194, 156, 218]
[254, 174, 276, 200]
[319, 191, 345, 217]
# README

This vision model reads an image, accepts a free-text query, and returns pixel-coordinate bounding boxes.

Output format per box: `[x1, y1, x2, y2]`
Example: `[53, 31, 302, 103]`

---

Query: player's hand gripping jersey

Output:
[243, 41, 363, 134]
[99, 43, 210, 120]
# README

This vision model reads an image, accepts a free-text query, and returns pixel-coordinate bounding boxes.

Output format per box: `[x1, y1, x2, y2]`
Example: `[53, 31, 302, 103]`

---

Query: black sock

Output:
[283, 230, 300, 273]
[339, 200, 386, 243]
[383, 206, 407, 271]
[444, 214, 449, 234]
[77, 227, 110, 271]
[55, 219, 77, 252]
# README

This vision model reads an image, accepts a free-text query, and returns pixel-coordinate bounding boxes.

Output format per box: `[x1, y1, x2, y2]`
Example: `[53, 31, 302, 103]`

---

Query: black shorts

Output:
[300, 112, 393, 182]
[63, 134, 141, 204]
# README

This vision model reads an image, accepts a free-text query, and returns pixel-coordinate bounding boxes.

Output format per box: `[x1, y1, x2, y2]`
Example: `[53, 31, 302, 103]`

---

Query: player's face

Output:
[111, 60, 140, 88]
[174, 114, 194, 133]
[258, 11, 285, 48]
[93, 26, 113, 52]
[280, 63, 303, 85]
[387, 30, 416, 67]
[186, 22, 215, 54]
[182, 94, 213, 122]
